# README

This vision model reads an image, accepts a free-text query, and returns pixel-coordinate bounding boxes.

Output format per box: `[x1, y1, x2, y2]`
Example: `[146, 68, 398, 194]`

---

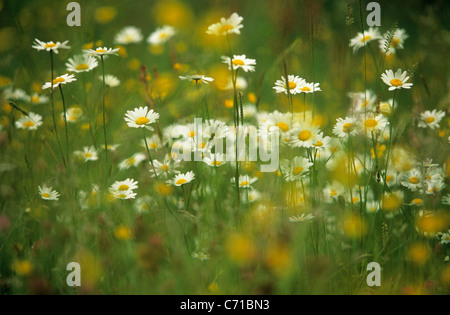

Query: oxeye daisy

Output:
[323, 181, 345, 203]
[114, 26, 143, 45]
[399, 169, 423, 192]
[221, 55, 256, 72]
[111, 178, 138, 192]
[42, 74, 76, 90]
[443, 194, 450, 205]
[110, 189, 137, 200]
[287, 123, 321, 148]
[361, 114, 389, 134]
[119, 153, 147, 170]
[124, 106, 160, 131]
[4, 87, 30, 102]
[289, 213, 315, 223]
[142, 134, 163, 151]
[62, 106, 83, 124]
[297, 81, 322, 94]
[281, 157, 313, 182]
[441, 232, 450, 245]
[147, 25, 176, 45]
[66, 54, 98, 73]
[379, 99, 397, 117]
[333, 117, 359, 138]
[417, 110, 446, 130]
[348, 90, 378, 113]
[85, 47, 120, 57]
[381, 69, 413, 91]
[206, 13, 244, 36]
[101, 74, 120, 87]
[243, 189, 262, 203]
[32, 39, 70, 54]
[74, 146, 98, 162]
[264, 111, 293, 134]
[15, 113, 42, 131]
[273, 75, 305, 95]
[38, 185, 60, 201]
[179, 75, 214, 85]
[30, 93, 49, 105]
[203, 153, 226, 167]
[231, 175, 258, 188]
[169, 171, 195, 187]
[349, 27, 382, 54]
[379, 28, 408, 56]
[151, 155, 180, 178]
[425, 178, 446, 195]
[312, 133, 332, 151]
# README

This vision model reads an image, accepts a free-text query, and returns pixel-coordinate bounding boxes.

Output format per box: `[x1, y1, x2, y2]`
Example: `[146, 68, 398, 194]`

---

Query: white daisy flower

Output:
[417, 110, 446, 130]
[312, 133, 332, 151]
[124, 106, 160, 131]
[110, 178, 139, 192]
[102, 144, 120, 152]
[281, 157, 313, 182]
[323, 181, 345, 203]
[286, 123, 321, 148]
[224, 76, 248, 90]
[30, 93, 49, 105]
[3, 87, 30, 102]
[66, 54, 98, 73]
[38, 185, 60, 201]
[134, 196, 154, 213]
[361, 114, 389, 134]
[441, 232, 450, 245]
[192, 251, 210, 261]
[297, 81, 322, 94]
[110, 189, 137, 200]
[62, 106, 83, 124]
[15, 113, 43, 131]
[333, 117, 359, 138]
[151, 155, 180, 178]
[206, 13, 244, 36]
[231, 175, 258, 188]
[74, 146, 98, 162]
[147, 25, 176, 45]
[399, 168, 423, 192]
[348, 90, 378, 113]
[142, 134, 163, 151]
[42, 74, 76, 90]
[85, 47, 120, 58]
[366, 201, 380, 214]
[379, 28, 408, 56]
[168, 171, 195, 186]
[114, 26, 143, 45]
[381, 69, 413, 91]
[32, 39, 70, 54]
[221, 55, 256, 72]
[242, 104, 257, 118]
[243, 189, 262, 203]
[273, 75, 306, 95]
[263, 111, 293, 134]
[179, 75, 214, 85]
[119, 153, 147, 170]
[425, 178, 446, 195]
[203, 153, 226, 167]
[101, 74, 120, 87]
[349, 27, 382, 54]
[379, 99, 397, 117]
[289, 213, 315, 223]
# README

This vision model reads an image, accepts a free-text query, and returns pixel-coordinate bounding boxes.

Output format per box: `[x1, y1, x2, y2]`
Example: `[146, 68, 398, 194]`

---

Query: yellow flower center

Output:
[232, 59, 245, 66]
[135, 117, 150, 125]
[330, 189, 338, 196]
[391, 38, 400, 48]
[189, 131, 195, 137]
[150, 143, 158, 149]
[361, 35, 371, 42]
[96, 48, 106, 53]
[31, 95, 39, 103]
[284, 82, 297, 90]
[314, 140, 323, 147]
[390, 79, 403, 87]
[23, 121, 35, 128]
[76, 64, 89, 71]
[117, 194, 127, 199]
[409, 177, 420, 184]
[386, 175, 394, 182]
[352, 197, 360, 204]
[214, 161, 222, 166]
[293, 167, 304, 175]
[276, 122, 289, 132]
[159, 33, 168, 39]
[176, 178, 187, 185]
[343, 122, 354, 133]
[240, 181, 249, 187]
[45, 43, 56, 48]
[298, 130, 312, 141]
[118, 184, 129, 191]
[84, 153, 93, 158]
[41, 193, 51, 198]
[53, 77, 65, 85]
[411, 198, 423, 205]
[126, 157, 136, 165]
[161, 165, 169, 171]
[301, 86, 311, 92]
[365, 119, 378, 128]
[425, 117, 435, 124]
[219, 24, 234, 34]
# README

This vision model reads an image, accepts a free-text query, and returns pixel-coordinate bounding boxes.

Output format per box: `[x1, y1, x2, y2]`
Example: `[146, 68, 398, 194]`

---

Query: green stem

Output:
[101, 56, 108, 176]
[59, 85, 69, 164]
